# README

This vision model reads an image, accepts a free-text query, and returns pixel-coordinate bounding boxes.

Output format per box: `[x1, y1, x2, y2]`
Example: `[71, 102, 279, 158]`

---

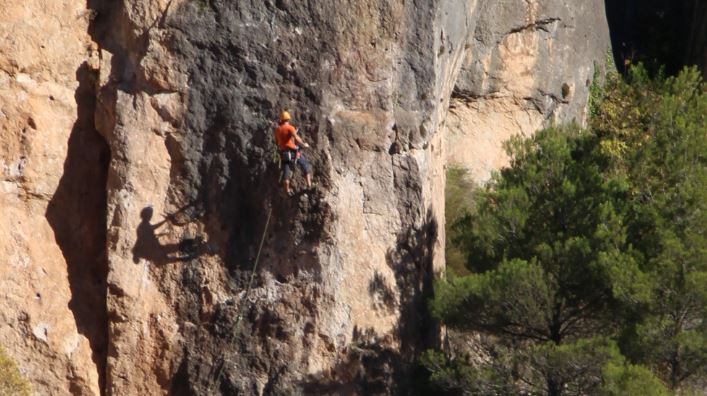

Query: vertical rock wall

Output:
[1, 0, 613, 394]
[0, 1, 108, 394]
[89, 1, 475, 393]
[445, 0, 610, 183]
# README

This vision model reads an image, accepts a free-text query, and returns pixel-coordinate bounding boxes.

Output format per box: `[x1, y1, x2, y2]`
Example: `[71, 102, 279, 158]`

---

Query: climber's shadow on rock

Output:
[132, 206, 206, 264]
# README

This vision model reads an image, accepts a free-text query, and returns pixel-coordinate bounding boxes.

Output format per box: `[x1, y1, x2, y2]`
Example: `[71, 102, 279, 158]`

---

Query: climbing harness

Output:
[281, 147, 302, 163]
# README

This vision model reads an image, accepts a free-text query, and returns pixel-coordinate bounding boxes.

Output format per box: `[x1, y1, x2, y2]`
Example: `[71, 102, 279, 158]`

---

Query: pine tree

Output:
[595, 66, 707, 391]
[425, 66, 705, 394]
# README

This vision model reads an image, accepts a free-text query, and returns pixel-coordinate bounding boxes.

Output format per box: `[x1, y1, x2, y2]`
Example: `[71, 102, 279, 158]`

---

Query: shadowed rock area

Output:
[46, 59, 110, 393]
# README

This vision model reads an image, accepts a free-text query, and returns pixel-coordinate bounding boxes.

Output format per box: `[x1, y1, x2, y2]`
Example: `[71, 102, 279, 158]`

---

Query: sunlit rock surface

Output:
[1, 0, 613, 394]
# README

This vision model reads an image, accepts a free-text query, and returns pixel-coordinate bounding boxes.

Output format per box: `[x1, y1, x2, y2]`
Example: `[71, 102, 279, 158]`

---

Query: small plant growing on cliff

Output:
[588, 51, 618, 119]
[0, 348, 30, 396]
[190, 0, 211, 12]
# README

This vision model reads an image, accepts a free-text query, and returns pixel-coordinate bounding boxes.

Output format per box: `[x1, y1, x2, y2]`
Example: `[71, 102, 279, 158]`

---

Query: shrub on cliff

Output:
[0, 348, 30, 396]
[445, 166, 476, 276]
[426, 65, 706, 394]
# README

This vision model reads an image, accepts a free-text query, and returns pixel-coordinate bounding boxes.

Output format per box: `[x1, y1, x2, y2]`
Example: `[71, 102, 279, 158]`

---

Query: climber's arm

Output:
[293, 129, 310, 148]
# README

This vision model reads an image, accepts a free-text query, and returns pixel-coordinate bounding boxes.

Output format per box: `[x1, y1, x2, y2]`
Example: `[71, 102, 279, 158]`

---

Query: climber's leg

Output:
[282, 161, 294, 195]
[298, 154, 313, 189]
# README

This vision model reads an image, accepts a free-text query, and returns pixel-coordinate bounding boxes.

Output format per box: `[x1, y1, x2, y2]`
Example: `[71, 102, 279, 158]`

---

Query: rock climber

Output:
[274, 110, 313, 196]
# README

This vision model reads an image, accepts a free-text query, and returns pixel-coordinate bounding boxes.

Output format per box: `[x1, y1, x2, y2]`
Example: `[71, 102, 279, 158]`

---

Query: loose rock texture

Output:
[2, 0, 613, 394]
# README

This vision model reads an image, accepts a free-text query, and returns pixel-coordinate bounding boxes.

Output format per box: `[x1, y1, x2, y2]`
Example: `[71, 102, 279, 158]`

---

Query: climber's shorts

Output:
[281, 150, 312, 181]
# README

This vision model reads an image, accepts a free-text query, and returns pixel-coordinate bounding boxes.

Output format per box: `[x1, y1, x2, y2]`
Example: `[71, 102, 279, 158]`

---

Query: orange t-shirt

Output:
[275, 123, 297, 150]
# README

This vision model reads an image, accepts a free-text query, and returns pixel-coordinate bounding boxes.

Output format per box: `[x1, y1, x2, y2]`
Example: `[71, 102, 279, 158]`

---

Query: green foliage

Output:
[0, 348, 30, 396]
[588, 64, 604, 118]
[423, 337, 669, 395]
[420, 349, 474, 393]
[430, 65, 706, 394]
[432, 259, 554, 341]
[588, 51, 616, 119]
[519, 338, 661, 395]
[445, 167, 476, 276]
[603, 66, 707, 390]
[601, 357, 670, 396]
[444, 126, 649, 337]
[421, 347, 517, 395]
[191, 0, 211, 12]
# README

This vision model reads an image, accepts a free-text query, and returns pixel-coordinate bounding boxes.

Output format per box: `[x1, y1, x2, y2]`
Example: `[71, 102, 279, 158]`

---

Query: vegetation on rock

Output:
[429, 65, 706, 394]
[0, 348, 30, 396]
[445, 166, 476, 276]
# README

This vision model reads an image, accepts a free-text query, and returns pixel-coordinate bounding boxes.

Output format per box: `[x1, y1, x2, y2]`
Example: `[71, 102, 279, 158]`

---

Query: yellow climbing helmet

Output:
[279, 110, 291, 122]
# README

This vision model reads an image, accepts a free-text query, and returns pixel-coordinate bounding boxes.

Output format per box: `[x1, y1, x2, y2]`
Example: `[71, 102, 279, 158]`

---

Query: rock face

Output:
[1, 0, 611, 394]
[0, 1, 108, 394]
[90, 1, 471, 393]
[445, 0, 610, 183]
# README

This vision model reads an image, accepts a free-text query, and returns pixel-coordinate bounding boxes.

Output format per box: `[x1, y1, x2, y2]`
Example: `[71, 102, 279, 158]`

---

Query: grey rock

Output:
[87, 0, 610, 394]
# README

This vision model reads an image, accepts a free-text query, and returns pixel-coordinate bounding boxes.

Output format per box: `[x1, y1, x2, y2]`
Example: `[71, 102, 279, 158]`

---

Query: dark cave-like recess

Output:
[605, 0, 706, 76]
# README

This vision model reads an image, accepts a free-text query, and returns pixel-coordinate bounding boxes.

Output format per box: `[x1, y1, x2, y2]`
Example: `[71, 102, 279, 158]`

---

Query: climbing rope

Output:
[208, 203, 273, 393]
[208, 151, 284, 392]
[235, 205, 272, 328]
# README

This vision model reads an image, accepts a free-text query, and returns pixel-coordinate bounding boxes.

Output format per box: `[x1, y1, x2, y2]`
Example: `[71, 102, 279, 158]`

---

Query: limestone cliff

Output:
[1, 0, 611, 394]
[445, 0, 610, 183]
[0, 1, 108, 394]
